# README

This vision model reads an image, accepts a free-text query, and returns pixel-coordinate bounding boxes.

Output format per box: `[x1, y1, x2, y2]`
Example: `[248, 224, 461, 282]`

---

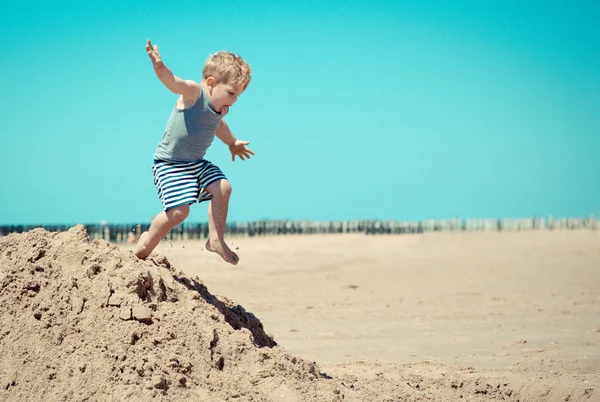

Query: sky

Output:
[1, 0, 599, 225]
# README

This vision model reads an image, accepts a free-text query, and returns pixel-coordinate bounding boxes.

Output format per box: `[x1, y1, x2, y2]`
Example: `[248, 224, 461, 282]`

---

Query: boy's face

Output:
[207, 79, 244, 115]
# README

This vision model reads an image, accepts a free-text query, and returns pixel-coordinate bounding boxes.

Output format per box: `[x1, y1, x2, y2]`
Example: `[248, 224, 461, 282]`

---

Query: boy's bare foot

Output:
[205, 239, 239, 265]
[134, 231, 150, 259]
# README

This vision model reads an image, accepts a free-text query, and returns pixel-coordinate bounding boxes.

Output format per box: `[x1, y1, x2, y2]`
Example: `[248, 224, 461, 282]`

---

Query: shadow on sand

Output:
[173, 274, 277, 348]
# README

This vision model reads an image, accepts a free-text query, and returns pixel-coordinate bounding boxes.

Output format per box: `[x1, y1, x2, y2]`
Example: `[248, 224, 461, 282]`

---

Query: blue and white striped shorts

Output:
[152, 159, 227, 211]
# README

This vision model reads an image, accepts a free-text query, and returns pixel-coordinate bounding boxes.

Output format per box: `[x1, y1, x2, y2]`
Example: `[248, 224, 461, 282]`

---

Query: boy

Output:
[134, 39, 254, 265]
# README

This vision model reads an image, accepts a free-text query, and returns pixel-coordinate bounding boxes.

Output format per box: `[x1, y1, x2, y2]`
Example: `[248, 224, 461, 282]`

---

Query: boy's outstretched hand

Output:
[229, 140, 255, 161]
[146, 39, 164, 69]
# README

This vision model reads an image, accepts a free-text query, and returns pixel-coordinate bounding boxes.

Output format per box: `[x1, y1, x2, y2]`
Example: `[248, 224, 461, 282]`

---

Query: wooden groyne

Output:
[0, 216, 596, 243]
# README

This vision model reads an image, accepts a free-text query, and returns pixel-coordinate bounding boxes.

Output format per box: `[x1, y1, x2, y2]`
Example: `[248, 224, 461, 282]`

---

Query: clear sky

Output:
[1, 0, 598, 225]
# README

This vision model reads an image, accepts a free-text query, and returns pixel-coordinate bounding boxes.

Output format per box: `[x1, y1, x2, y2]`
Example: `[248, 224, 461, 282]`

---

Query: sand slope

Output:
[0, 226, 344, 401]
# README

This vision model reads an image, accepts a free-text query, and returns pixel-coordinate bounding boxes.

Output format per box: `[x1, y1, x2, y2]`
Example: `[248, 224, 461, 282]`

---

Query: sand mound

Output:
[0, 226, 345, 401]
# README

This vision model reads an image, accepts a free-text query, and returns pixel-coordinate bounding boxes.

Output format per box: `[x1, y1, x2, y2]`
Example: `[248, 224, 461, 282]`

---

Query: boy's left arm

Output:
[216, 120, 255, 161]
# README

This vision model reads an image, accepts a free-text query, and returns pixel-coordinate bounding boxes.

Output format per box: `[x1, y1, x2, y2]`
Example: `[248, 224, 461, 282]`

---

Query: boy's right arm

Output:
[146, 39, 200, 100]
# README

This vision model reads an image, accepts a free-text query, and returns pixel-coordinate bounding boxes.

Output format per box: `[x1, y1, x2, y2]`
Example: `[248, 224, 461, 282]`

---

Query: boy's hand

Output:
[229, 140, 255, 161]
[146, 39, 164, 69]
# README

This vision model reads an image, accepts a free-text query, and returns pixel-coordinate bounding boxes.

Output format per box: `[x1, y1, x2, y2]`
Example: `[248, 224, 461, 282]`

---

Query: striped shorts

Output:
[152, 159, 227, 211]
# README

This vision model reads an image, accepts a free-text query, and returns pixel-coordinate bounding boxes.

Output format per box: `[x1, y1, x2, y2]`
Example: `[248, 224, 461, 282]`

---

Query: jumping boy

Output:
[134, 39, 254, 265]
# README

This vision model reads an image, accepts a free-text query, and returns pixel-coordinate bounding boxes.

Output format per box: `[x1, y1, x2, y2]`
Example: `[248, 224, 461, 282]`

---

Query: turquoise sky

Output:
[1, 0, 598, 225]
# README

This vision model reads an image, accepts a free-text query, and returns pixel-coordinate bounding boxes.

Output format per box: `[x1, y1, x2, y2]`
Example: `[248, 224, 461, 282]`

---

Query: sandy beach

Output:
[1, 227, 598, 401]
[122, 230, 600, 401]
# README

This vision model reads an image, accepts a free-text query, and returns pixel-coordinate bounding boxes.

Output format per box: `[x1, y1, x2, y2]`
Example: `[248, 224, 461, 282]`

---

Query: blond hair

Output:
[202, 51, 251, 91]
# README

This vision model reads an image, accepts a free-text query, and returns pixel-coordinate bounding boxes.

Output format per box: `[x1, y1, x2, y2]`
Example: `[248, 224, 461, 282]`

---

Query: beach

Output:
[1, 227, 598, 401]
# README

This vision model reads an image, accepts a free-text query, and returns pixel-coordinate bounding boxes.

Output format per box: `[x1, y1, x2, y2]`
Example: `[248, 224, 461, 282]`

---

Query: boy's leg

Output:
[204, 179, 239, 265]
[134, 204, 190, 259]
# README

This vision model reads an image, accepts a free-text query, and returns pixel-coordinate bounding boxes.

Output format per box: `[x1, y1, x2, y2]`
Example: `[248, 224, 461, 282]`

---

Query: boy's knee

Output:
[208, 179, 232, 199]
[221, 180, 232, 198]
[169, 205, 190, 224]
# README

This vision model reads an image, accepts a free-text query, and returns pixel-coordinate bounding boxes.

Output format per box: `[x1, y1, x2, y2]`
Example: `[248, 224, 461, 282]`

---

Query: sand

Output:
[0, 226, 342, 401]
[1, 227, 598, 401]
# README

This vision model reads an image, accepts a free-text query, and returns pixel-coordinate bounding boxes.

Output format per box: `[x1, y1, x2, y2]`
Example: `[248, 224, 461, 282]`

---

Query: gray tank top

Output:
[154, 87, 224, 162]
